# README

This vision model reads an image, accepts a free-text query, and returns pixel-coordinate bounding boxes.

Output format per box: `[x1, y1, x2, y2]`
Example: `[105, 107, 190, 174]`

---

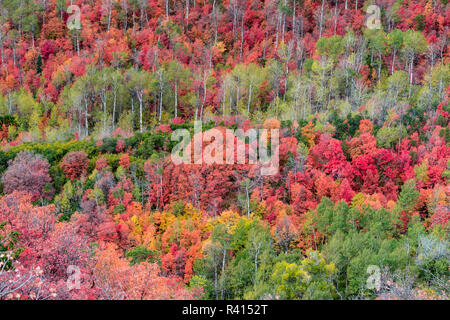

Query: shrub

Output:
[1, 151, 53, 201]
[60, 151, 89, 180]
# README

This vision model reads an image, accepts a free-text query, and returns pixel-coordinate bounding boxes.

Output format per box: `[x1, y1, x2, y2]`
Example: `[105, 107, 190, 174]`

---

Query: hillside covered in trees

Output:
[0, 0, 449, 300]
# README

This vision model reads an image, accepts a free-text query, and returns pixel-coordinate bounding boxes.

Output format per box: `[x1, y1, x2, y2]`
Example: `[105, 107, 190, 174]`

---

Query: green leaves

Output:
[395, 179, 420, 214]
[316, 35, 345, 63]
[126, 245, 158, 265]
[402, 30, 428, 57]
[271, 250, 337, 300]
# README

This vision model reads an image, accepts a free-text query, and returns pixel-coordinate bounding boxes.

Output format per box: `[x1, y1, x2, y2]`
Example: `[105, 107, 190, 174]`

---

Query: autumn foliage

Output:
[60, 151, 89, 180]
[0, 0, 448, 301]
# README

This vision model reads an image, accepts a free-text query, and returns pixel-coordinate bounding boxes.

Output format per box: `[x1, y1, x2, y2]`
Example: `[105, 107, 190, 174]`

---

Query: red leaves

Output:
[351, 154, 379, 194]
[68, 56, 89, 77]
[172, 117, 186, 125]
[119, 153, 130, 168]
[0, 191, 56, 249]
[339, 179, 355, 203]
[1, 151, 53, 201]
[94, 243, 197, 300]
[161, 243, 188, 280]
[0, 0, 447, 301]
[39, 221, 90, 283]
[155, 124, 173, 134]
[40, 40, 58, 60]
[290, 183, 316, 215]
[115, 139, 125, 153]
[430, 206, 450, 228]
[60, 151, 89, 180]
[348, 133, 378, 160]
[307, 134, 348, 176]
[95, 156, 108, 172]
[279, 137, 299, 164]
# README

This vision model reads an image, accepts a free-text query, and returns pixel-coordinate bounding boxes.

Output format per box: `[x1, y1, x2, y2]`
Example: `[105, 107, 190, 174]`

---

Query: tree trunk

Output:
[246, 184, 250, 217]
[200, 74, 207, 120]
[185, 0, 189, 28]
[220, 247, 226, 300]
[166, 0, 169, 19]
[174, 82, 178, 117]
[85, 98, 89, 137]
[391, 48, 396, 74]
[319, 0, 325, 38]
[247, 82, 252, 114]
[112, 86, 117, 130]
[138, 92, 143, 133]
[159, 79, 163, 123]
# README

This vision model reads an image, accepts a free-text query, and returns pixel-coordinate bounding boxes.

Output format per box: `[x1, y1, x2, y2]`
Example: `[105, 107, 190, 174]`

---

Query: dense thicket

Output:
[0, 0, 448, 300]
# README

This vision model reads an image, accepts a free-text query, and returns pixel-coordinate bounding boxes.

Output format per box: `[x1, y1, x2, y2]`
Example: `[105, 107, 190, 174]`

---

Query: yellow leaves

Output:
[351, 192, 384, 210]
[119, 199, 217, 254]
[263, 118, 281, 130]
[130, 214, 142, 234]
[301, 121, 316, 149]
[158, 211, 177, 233]
[325, 262, 337, 275]
[213, 41, 226, 54]
[301, 249, 337, 277]
[252, 200, 267, 219]
[113, 202, 159, 248]
[130, 214, 138, 225]
[183, 203, 201, 220]
[127, 219, 153, 247]
[216, 209, 241, 233]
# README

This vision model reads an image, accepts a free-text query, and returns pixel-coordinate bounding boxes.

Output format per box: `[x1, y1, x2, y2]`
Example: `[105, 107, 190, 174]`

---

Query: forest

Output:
[0, 0, 449, 300]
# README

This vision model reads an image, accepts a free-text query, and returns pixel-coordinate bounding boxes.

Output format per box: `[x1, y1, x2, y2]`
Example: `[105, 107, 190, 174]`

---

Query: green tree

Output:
[388, 29, 404, 75]
[271, 250, 337, 299]
[402, 30, 428, 96]
[126, 69, 154, 133]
